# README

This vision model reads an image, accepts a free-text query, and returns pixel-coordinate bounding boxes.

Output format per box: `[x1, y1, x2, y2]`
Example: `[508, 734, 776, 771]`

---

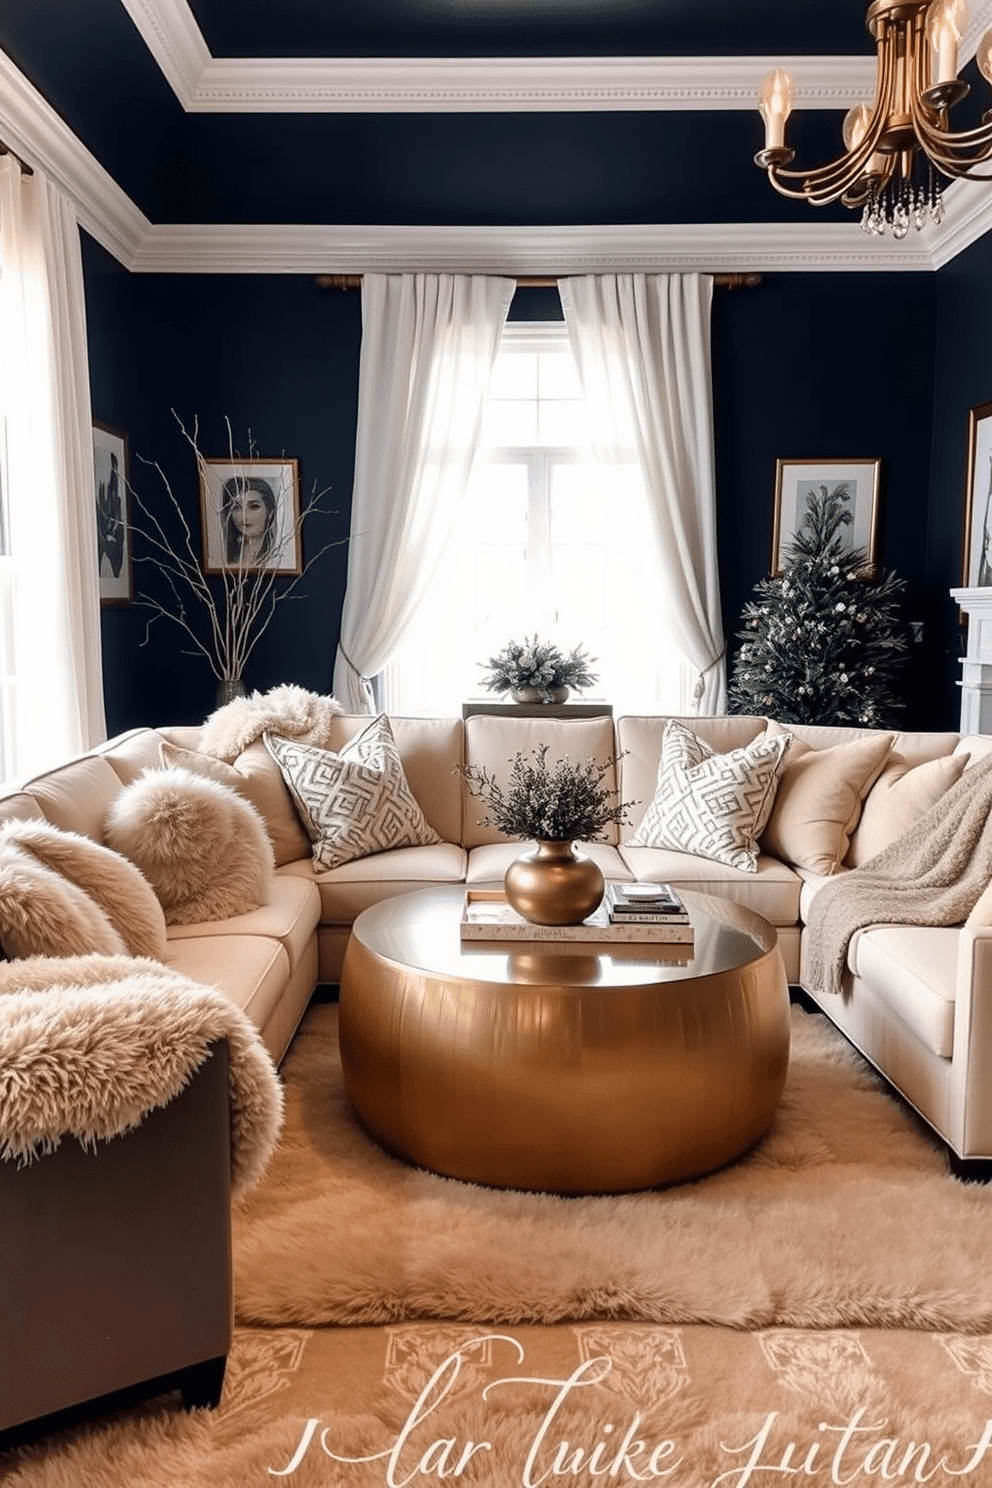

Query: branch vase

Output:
[503, 839, 605, 926]
[216, 677, 247, 706]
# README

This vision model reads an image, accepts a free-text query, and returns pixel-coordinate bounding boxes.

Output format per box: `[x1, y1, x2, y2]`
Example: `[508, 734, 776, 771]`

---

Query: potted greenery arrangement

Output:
[480, 635, 598, 704]
[461, 744, 630, 925]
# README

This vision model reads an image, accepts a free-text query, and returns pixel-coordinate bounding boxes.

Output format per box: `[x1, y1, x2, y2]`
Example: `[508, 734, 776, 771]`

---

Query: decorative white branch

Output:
[129, 413, 345, 685]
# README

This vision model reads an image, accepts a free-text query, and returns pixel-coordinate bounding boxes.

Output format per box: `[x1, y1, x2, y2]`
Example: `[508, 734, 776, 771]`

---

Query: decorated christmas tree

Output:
[727, 482, 908, 726]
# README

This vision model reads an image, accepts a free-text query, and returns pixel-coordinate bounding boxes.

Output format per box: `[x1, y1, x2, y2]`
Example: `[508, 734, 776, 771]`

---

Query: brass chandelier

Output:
[755, 0, 992, 236]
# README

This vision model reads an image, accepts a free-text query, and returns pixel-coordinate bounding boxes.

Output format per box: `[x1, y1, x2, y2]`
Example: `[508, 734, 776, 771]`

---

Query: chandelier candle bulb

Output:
[842, 102, 872, 152]
[758, 68, 793, 149]
[928, 0, 965, 84]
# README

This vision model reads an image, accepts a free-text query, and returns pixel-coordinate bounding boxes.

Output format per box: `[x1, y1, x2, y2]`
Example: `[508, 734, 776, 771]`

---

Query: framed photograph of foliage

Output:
[771, 459, 881, 577]
[962, 398, 992, 589]
[93, 420, 132, 606]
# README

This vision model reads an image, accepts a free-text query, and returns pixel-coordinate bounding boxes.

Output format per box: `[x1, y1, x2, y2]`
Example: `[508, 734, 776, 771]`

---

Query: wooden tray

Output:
[460, 889, 695, 944]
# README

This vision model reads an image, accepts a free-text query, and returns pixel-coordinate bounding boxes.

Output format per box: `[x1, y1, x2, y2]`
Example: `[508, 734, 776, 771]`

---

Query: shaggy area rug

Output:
[6, 1323, 992, 1487]
[232, 1002, 992, 1332]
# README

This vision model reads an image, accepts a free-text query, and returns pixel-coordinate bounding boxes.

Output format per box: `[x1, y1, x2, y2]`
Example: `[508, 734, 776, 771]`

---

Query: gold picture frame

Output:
[770, 458, 881, 577]
[961, 398, 992, 589]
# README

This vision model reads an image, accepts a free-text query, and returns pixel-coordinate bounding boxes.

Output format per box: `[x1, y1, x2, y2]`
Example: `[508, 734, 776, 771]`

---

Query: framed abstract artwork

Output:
[93, 420, 132, 606]
[962, 398, 992, 589]
[199, 457, 302, 575]
[770, 458, 881, 576]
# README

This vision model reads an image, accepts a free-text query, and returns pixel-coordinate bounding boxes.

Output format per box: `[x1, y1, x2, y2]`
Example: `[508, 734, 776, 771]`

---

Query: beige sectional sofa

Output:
[2, 706, 990, 1161]
[5, 702, 990, 1437]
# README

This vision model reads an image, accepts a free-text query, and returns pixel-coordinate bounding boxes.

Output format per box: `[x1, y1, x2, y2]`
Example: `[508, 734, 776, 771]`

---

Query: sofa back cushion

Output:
[329, 716, 463, 845]
[462, 714, 618, 847]
[23, 755, 128, 842]
[617, 715, 766, 842]
[97, 728, 170, 785]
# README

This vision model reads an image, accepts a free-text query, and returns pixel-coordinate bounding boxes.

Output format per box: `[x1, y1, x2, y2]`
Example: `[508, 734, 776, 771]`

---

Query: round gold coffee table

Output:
[338, 885, 790, 1194]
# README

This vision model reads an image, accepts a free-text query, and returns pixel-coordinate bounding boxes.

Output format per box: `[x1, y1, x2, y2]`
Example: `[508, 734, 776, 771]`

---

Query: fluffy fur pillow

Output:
[104, 767, 275, 925]
[0, 819, 167, 958]
[159, 738, 311, 868]
[0, 839, 128, 959]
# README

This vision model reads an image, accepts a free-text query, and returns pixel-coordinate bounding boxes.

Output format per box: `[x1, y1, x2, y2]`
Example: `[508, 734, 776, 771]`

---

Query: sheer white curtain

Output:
[332, 272, 515, 713]
[0, 157, 106, 777]
[558, 273, 726, 714]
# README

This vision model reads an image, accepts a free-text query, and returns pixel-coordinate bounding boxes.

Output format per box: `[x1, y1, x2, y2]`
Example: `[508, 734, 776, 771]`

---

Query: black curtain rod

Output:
[0, 142, 33, 177]
[316, 272, 761, 291]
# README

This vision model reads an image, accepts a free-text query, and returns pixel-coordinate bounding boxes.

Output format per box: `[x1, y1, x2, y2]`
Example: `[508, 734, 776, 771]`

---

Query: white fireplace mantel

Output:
[950, 587, 992, 734]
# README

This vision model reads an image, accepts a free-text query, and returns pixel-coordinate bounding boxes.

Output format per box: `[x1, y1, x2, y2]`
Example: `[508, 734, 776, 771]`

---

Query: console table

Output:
[462, 702, 613, 719]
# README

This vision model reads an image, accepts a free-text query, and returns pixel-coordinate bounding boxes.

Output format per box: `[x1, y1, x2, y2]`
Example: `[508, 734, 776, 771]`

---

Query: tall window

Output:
[381, 321, 678, 715]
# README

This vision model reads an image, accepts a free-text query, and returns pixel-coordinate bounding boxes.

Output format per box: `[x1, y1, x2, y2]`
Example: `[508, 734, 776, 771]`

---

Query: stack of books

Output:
[605, 882, 694, 942]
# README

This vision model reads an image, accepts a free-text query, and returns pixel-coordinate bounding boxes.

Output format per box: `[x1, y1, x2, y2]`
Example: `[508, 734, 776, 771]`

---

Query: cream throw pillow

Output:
[846, 752, 969, 867]
[264, 714, 441, 872]
[160, 738, 311, 867]
[628, 719, 790, 874]
[760, 722, 894, 875]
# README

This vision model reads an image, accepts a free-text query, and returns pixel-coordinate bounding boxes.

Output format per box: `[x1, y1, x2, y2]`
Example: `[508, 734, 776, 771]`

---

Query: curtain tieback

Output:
[337, 642, 369, 685]
[692, 646, 727, 712]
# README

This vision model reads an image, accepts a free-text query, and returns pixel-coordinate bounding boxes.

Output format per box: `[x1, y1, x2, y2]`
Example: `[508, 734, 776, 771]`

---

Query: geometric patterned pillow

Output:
[628, 719, 790, 874]
[263, 714, 441, 872]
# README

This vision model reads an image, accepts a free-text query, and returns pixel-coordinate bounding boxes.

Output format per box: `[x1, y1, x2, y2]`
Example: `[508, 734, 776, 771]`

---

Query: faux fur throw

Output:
[0, 953, 283, 1195]
[0, 819, 167, 959]
[804, 753, 992, 997]
[105, 767, 275, 925]
[198, 683, 344, 764]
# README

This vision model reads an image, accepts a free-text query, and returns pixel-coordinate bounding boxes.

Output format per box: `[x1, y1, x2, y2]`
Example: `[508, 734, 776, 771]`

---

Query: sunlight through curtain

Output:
[0, 157, 105, 778]
[332, 272, 515, 713]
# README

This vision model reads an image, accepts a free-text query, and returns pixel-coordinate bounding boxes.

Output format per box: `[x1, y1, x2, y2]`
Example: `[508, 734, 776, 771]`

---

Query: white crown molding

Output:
[130, 219, 935, 275]
[929, 177, 992, 267]
[2, 36, 990, 277]
[189, 55, 878, 113]
[0, 46, 148, 266]
[115, 0, 992, 113]
[117, 0, 208, 110]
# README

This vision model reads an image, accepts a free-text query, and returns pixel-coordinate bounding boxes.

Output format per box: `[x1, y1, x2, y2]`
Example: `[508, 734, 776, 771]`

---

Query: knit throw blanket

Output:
[804, 752, 992, 998]
[0, 954, 283, 1195]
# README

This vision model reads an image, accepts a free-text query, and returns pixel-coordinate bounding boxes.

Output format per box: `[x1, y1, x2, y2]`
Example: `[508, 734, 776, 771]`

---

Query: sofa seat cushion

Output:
[163, 932, 290, 1035]
[851, 926, 959, 1057]
[466, 840, 631, 885]
[278, 842, 467, 925]
[619, 845, 801, 927]
[166, 874, 320, 976]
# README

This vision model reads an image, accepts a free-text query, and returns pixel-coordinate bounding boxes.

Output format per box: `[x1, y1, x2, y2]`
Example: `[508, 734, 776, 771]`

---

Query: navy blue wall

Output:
[86, 241, 960, 732]
[930, 233, 992, 729]
[711, 270, 943, 729]
[84, 234, 361, 731]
